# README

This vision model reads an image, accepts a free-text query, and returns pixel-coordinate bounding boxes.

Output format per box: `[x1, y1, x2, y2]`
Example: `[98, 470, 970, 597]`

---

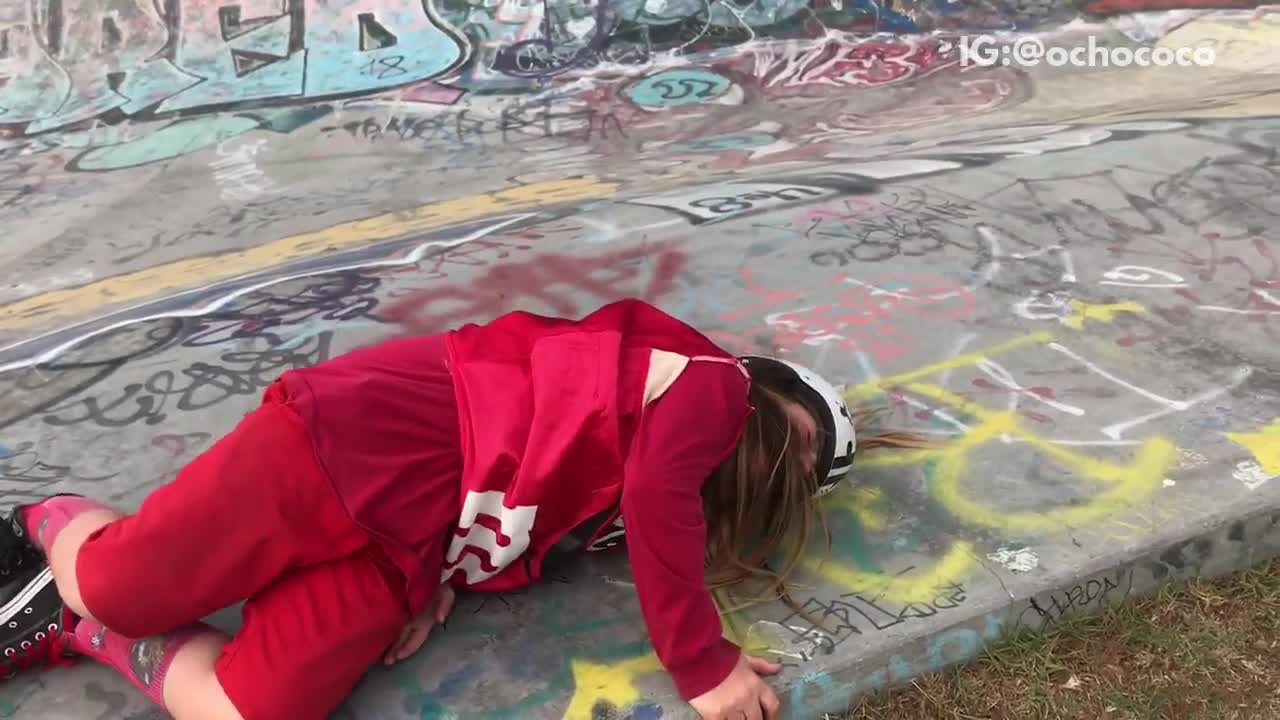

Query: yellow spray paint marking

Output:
[1105, 493, 1204, 544]
[562, 653, 663, 720]
[842, 331, 1177, 533]
[845, 331, 1054, 400]
[0, 177, 617, 330]
[801, 542, 976, 604]
[917, 401, 1175, 532]
[1063, 299, 1147, 330]
[1223, 420, 1280, 475]
[825, 485, 888, 530]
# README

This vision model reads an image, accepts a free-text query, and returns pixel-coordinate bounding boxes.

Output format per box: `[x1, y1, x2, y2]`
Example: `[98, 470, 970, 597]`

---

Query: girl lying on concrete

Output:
[0, 298, 926, 720]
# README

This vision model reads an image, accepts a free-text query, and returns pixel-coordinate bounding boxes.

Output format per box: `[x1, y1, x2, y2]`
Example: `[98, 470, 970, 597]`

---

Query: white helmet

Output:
[739, 356, 858, 497]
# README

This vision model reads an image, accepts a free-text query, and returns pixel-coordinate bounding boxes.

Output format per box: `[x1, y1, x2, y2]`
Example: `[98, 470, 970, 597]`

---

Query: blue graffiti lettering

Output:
[788, 612, 1007, 717]
[926, 628, 979, 669]
[788, 669, 854, 717]
[888, 654, 914, 684]
[859, 668, 888, 694]
[632, 702, 665, 720]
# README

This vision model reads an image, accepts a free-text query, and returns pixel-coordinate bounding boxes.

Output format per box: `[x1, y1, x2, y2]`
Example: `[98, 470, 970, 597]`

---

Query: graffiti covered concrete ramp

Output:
[2, 2, 1280, 718]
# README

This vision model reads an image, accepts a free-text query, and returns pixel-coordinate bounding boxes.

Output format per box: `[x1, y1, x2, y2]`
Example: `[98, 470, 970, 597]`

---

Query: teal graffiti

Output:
[787, 612, 1006, 716]
[403, 639, 656, 719]
[295, 2, 462, 98]
[158, 3, 304, 113]
[1, 0, 467, 135]
[251, 106, 336, 134]
[822, 502, 885, 571]
[820, 492, 942, 568]
[69, 116, 260, 171]
[623, 69, 734, 109]
[3, 0, 199, 132]
[668, 132, 776, 153]
[55, 105, 336, 171]
[406, 663, 570, 720]
[395, 597, 646, 719]
[0, 4, 67, 125]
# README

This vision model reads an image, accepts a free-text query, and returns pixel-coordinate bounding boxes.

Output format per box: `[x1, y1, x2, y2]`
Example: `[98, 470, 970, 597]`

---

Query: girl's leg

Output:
[17, 497, 121, 621]
[66, 618, 240, 719]
[16, 388, 369, 640]
[202, 549, 408, 720]
[163, 632, 245, 720]
[59, 547, 407, 720]
[205, 549, 410, 720]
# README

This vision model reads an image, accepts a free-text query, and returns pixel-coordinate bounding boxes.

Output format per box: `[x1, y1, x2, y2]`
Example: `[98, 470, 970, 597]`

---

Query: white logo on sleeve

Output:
[443, 491, 538, 585]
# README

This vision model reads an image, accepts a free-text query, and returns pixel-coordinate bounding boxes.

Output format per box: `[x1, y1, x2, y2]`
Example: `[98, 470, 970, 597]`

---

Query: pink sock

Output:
[69, 619, 208, 710]
[19, 495, 114, 555]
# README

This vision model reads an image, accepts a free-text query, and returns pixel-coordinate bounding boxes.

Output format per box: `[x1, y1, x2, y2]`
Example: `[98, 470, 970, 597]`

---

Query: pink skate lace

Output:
[1, 610, 79, 679]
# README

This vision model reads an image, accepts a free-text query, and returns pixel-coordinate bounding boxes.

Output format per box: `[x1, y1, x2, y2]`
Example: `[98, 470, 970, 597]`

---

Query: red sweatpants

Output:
[75, 388, 411, 720]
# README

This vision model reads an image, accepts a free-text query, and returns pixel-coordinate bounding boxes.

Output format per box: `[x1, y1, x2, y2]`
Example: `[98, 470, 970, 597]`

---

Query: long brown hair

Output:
[702, 374, 936, 617]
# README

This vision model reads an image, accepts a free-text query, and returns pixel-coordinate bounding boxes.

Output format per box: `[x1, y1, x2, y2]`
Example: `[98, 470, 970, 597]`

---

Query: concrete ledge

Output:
[781, 504, 1280, 719]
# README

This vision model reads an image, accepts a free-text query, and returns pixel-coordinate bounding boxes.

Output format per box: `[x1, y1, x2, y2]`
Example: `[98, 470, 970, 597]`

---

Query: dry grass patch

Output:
[844, 556, 1280, 720]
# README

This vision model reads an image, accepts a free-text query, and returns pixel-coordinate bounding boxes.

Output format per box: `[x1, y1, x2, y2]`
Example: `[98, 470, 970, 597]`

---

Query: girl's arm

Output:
[620, 361, 751, 701]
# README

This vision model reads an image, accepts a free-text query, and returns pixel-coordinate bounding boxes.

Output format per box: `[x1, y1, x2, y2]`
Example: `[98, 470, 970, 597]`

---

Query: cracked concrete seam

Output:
[970, 546, 1018, 603]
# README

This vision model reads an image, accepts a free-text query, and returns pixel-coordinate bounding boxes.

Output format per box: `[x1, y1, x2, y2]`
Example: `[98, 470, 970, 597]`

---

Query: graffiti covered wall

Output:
[0, 0, 1035, 141]
[1, 1, 1279, 719]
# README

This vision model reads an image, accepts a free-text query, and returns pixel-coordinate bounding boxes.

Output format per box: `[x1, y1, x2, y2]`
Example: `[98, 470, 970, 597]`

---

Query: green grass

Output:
[843, 556, 1280, 720]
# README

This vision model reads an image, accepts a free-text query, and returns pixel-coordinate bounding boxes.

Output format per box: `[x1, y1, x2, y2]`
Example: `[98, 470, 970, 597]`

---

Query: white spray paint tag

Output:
[987, 545, 1040, 573]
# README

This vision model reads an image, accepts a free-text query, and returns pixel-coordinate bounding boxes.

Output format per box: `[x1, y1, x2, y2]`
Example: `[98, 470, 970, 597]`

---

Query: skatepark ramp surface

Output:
[1, 0, 1279, 717]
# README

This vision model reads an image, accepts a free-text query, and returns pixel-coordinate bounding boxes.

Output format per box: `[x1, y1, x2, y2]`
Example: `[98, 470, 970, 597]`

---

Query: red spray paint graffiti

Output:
[381, 243, 688, 335]
[710, 270, 976, 363]
[734, 37, 958, 94]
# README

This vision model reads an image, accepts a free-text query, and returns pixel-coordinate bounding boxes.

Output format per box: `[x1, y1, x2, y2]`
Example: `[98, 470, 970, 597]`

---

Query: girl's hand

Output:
[384, 583, 456, 665]
[689, 653, 782, 719]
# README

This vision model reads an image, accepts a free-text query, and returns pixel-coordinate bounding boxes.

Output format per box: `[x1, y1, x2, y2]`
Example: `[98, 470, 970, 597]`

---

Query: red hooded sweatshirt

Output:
[278, 299, 751, 700]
